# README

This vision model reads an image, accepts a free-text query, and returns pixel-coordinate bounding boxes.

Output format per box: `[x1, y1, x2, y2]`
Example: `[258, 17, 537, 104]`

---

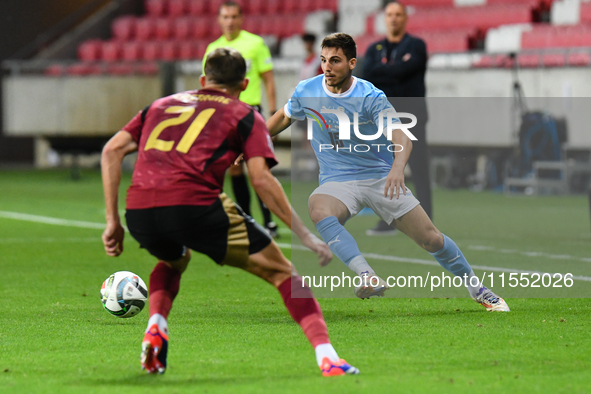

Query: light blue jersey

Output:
[285, 75, 397, 184]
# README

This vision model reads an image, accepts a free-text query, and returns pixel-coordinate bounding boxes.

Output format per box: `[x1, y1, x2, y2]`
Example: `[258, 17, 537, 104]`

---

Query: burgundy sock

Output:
[148, 261, 181, 319]
[278, 276, 330, 347]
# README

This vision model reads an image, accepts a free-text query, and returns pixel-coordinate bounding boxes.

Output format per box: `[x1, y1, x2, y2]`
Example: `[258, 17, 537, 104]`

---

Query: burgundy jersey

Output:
[122, 89, 277, 209]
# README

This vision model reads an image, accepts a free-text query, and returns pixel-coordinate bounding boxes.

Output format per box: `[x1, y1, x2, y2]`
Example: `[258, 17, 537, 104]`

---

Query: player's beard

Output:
[325, 71, 352, 89]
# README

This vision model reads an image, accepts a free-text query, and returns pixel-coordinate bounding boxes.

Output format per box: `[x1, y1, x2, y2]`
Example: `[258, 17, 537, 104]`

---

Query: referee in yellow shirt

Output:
[204, 0, 278, 238]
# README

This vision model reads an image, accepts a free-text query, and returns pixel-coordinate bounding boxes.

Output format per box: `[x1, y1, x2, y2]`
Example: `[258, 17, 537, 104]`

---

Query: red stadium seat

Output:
[258, 19, 273, 36]
[522, 25, 591, 49]
[406, 4, 532, 32]
[417, 29, 472, 53]
[517, 53, 540, 68]
[472, 53, 511, 68]
[101, 41, 122, 62]
[146, 0, 166, 16]
[401, 0, 454, 6]
[142, 41, 162, 60]
[252, 15, 268, 35]
[581, 1, 591, 23]
[107, 63, 135, 75]
[285, 13, 305, 36]
[567, 51, 591, 66]
[112, 16, 136, 41]
[191, 16, 209, 38]
[121, 41, 142, 61]
[178, 41, 198, 59]
[242, 16, 257, 33]
[77, 40, 102, 62]
[168, 0, 187, 16]
[271, 15, 288, 37]
[174, 17, 193, 39]
[137, 61, 160, 75]
[66, 63, 93, 76]
[542, 53, 565, 67]
[135, 18, 156, 40]
[209, 0, 226, 15]
[248, 0, 266, 14]
[355, 34, 381, 58]
[161, 41, 179, 60]
[283, 0, 298, 13]
[196, 40, 209, 58]
[188, 0, 209, 15]
[44, 64, 64, 76]
[155, 17, 173, 40]
[318, 0, 337, 12]
[267, 0, 283, 14]
[299, 0, 318, 13]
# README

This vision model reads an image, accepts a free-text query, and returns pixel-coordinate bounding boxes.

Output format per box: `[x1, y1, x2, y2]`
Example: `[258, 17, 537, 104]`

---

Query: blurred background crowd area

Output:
[2, 0, 591, 195]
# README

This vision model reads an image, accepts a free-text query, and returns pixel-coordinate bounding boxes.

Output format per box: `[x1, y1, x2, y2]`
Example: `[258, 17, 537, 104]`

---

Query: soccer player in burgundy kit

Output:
[101, 47, 359, 377]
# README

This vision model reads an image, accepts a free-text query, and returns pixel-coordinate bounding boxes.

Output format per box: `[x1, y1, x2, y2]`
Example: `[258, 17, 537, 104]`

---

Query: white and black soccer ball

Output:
[100, 271, 147, 318]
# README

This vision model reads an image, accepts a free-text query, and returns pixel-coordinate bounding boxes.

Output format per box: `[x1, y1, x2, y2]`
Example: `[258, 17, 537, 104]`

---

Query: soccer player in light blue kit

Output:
[267, 33, 509, 311]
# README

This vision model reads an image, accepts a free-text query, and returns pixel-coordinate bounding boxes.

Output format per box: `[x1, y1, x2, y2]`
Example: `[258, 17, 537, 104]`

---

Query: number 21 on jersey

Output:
[145, 106, 215, 154]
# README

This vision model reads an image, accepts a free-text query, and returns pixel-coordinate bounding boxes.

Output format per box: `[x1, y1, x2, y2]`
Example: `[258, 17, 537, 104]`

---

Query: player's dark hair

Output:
[383, 0, 407, 13]
[219, 1, 243, 15]
[302, 33, 316, 43]
[204, 47, 246, 89]
[321, 33, 357, 60]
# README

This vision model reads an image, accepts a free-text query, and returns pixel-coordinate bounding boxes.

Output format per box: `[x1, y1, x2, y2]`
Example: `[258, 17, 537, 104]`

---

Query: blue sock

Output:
[430, 234, 472, 277]
[315, 216, 373, 275]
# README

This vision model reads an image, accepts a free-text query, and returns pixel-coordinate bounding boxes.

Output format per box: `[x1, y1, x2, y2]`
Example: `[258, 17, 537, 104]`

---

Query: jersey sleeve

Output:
[255, 38, 274, 74]
[240, 109, 278, 168]
[284, 83, 306, 120]
[121, 108, 146, 143]
[366, 90, 399, 137]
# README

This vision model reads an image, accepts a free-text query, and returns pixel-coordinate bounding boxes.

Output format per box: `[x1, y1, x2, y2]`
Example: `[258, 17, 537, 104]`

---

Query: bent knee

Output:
[420, 230, 444, 253]
[168, 248, 191, 273]
[309, 206, 331, 225]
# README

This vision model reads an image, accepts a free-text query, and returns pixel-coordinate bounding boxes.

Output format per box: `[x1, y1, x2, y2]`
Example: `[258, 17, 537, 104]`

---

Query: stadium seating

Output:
[121, 41, 142, 61]
[155, 17, 174, 40]
[173, 17, 193, 39]
[567, 51, 591, 66]
[135, 18, 155, 40]
[111, 16, 136, 41]
[406, 4, 532, 32]
[101, 41, 122, 62]
[168, 0, 187, 16]
[145, 0, 166, 16]
[73, 0, 591, 74]
[77, 40, 102, 62]
[188, 0, 209, 15]
[142, 41, 162, 61]
[522, 25, 591, 49]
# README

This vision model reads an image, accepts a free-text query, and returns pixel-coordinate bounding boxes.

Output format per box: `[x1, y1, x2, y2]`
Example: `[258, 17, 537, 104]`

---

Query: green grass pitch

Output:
[0, 169, 590, 393]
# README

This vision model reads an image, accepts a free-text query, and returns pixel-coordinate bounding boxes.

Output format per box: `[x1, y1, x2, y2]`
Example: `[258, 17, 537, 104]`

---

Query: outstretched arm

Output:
[246, 156, 332, 266]
[384, 129, 413, 200]
[101, 130, 138, 256]
[266, 107, 292, 137]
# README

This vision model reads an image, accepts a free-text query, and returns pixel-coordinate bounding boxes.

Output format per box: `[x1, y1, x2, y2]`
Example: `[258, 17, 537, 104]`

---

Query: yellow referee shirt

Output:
[203, 30, 273, 106]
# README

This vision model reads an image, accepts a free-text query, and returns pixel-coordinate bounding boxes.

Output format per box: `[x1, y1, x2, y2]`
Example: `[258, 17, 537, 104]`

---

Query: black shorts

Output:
[125, 194, 272, 265]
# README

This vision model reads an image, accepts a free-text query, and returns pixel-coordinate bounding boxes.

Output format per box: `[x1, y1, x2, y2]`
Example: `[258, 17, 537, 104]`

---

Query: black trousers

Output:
[406, 120, 432, 219]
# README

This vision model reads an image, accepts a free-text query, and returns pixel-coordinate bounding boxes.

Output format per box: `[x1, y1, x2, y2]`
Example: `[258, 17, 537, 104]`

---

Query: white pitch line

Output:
[467, 244, 591, 264]
[2, 211, 590, 282]
[0, 211, 128, 231]
[0, 237, 98, 243]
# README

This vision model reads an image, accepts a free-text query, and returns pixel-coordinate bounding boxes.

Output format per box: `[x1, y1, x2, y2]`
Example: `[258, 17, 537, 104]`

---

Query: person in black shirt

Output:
[363, 0, 432, 235]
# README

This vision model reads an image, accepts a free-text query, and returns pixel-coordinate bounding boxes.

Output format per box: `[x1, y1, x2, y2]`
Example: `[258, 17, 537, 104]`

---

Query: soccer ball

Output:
[100, 271, 147, 318]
